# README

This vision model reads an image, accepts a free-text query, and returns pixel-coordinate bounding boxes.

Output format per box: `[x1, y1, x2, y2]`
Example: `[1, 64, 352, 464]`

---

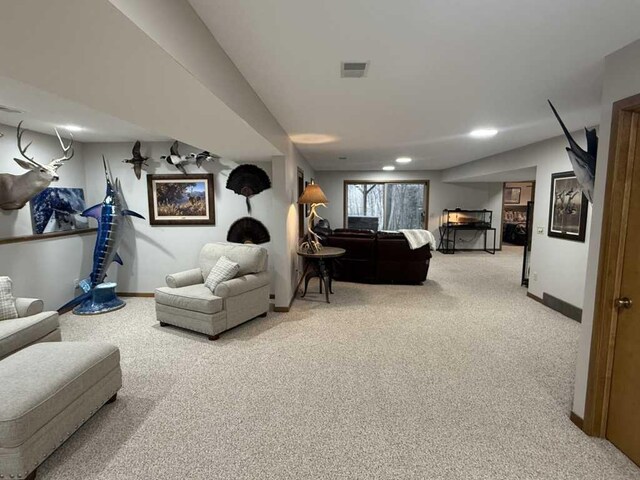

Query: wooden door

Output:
[606, 112, 640, 465]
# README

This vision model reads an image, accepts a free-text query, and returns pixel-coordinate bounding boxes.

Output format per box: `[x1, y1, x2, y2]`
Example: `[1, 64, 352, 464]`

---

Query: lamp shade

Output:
[298, 183, 328, 204]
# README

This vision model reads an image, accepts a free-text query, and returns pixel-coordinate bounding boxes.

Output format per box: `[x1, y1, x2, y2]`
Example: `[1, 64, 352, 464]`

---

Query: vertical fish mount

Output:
[548, 100, 597, 203]
[60, 157, 145, 314]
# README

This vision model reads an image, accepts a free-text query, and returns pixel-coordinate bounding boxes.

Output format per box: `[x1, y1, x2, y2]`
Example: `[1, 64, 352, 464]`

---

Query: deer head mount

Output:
[0, 121, 74, 210]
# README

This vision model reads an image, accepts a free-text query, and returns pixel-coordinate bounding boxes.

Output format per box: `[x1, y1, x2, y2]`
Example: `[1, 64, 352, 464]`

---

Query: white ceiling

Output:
[190, 0, 640, 171]
[0, 75, 169, 143]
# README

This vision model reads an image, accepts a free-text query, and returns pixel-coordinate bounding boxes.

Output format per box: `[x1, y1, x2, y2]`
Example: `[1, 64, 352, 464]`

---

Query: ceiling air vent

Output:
[0, 105, 23, 114]
[341, 61, 369, 78]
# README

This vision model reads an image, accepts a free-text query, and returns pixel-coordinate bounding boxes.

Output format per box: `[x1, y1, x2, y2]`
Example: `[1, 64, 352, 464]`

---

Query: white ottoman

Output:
[0, 342, 122, 479]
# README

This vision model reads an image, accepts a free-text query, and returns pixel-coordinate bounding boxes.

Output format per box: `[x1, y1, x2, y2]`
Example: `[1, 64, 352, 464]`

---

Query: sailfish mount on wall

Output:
[548, 100, 597, 203]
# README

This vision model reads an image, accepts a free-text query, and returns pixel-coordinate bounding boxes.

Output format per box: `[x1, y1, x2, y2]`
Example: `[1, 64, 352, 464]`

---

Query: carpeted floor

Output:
[40, 247, 640, 479]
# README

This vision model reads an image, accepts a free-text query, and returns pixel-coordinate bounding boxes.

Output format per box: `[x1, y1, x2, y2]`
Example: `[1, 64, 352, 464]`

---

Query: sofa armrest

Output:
[214, 271, 270, 298]
[165, 268, 203, 288]
[14, 297, 44, 317]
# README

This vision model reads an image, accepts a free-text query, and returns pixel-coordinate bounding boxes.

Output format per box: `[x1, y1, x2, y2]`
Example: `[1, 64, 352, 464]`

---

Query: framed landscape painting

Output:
[147, 174, 215, 225]
[548, 171, 588, 242]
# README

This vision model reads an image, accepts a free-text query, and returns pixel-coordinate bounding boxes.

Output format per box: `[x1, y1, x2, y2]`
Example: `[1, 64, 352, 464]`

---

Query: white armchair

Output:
[155, 243, 270, 340]
[0, 294, 60, 360]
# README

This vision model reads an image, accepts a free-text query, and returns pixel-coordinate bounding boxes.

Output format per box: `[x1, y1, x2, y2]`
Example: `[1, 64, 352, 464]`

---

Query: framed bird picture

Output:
[548, 171, 588, 242]
[147, 174, 215, 226]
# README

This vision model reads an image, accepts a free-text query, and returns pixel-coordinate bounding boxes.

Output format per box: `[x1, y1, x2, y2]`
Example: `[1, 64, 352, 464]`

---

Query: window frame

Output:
[342, 179, 430, 230]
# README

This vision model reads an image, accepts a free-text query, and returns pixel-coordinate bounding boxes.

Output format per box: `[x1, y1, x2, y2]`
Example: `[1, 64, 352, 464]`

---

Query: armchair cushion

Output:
[15, 298, 44, 318]
[199, 243, 267, 279]
[204, 256, 240, 292]
[0, 277, 18, 321]
[214, 271, 270, 298]
[0, 311, 59, 359]
[165, 268, 203, 288]
[155, 284, 223, 315]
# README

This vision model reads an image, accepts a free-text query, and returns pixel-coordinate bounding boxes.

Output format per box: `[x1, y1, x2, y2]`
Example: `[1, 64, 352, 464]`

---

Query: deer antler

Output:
[16, 121, 45, 168]
[50, 128, 74, 169]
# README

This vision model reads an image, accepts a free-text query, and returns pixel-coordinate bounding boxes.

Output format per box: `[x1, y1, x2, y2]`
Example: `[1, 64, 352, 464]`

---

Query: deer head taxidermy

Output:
[0, 121, 74, 210]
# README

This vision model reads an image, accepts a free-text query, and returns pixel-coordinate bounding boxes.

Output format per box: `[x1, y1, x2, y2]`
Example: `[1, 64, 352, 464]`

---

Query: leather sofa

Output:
[324, 229, 432, 284]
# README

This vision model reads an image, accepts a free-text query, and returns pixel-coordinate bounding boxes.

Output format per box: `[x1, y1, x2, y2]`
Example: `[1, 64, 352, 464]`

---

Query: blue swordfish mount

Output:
[60, 157, 144, 311]
[548, 100, 598, 204]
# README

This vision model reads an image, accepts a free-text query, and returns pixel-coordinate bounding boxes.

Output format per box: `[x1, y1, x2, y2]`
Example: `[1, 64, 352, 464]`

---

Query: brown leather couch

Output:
[324, 229, 431, 284]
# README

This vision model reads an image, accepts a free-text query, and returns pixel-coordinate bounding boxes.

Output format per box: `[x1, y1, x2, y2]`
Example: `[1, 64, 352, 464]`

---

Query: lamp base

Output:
[300, 235, 323, 253]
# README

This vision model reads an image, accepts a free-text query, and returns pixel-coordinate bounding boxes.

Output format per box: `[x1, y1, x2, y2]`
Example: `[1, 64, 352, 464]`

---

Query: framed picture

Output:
[30, 187, 90, 235]
[147, 174, 215, 225]
[548, 171, 588, 242]
[504, 187, 521, 204]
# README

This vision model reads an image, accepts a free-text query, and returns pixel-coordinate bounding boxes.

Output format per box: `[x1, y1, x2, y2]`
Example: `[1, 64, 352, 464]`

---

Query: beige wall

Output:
[314, 170, 503, 250]
[573, 38, 640, 418]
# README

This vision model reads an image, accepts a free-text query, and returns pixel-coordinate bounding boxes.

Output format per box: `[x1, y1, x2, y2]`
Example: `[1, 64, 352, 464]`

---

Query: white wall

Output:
[0, 123, 94, 309]
[441, 133, 592, 310]
[81, 142, 276, 295]
[573, 39, 640, 418]
[528, 153, 591, 308]
[314, 170, 503, 250]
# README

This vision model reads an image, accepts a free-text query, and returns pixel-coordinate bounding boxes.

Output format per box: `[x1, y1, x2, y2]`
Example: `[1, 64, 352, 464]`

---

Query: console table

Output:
[439, 225, 497, 254]
[296, 247, 346, 303]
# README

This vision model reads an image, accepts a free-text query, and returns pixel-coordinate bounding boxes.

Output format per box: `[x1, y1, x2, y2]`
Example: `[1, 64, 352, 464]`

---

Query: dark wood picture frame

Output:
[504, 187, 521, 204]
[547, 171, 588, 242]
[146, 173, 215, 226]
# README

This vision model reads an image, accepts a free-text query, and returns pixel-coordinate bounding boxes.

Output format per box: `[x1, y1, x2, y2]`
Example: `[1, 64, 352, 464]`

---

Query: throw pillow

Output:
[204, 256, 240, 293]
[0, 276, 18, 321]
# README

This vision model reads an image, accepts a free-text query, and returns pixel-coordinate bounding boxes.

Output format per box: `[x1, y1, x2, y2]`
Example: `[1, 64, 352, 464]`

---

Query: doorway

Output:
[502, 182, 535, 285]
[584, 93, 640, 467]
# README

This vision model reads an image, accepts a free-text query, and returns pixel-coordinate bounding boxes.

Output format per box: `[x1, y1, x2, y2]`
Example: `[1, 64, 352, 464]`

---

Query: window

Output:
[344, 181, 428, 231]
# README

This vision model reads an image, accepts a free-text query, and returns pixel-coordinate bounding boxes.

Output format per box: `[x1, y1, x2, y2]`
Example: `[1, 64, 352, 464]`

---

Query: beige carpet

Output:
[39, 247, 640, 479]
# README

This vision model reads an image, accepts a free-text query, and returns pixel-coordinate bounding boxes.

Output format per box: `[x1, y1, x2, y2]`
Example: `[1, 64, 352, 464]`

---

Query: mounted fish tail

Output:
[548, 100, 597, 203]
[59, 157, 144, 311]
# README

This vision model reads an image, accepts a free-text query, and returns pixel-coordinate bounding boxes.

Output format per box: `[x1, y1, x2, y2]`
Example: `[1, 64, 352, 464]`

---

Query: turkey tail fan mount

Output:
[548, 100, 597, 203]
[225, 164, 272, 214]
[227, 217, 271, 245]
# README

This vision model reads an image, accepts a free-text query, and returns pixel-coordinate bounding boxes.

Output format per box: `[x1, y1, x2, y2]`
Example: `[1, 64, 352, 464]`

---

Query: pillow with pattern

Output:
[0, 276, 18, 321]
[204, 256, 240, 293]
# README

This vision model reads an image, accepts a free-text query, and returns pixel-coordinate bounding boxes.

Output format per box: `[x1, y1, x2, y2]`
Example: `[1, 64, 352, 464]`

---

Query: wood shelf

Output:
[0, 228, 97, 245]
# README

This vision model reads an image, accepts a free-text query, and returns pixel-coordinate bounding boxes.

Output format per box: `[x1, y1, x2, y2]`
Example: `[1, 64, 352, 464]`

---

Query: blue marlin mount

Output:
[60, 157, 144, 314]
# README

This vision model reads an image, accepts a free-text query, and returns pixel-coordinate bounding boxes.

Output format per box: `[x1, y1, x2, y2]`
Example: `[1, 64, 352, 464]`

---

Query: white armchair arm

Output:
[165, 268, 203, 288]
[214, 271, 270, 298]
[15, 297, 44, 317]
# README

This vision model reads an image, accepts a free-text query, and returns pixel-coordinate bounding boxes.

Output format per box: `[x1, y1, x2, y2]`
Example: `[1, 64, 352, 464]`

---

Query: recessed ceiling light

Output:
[290, 133, 338, 144]
[469, 128, 498, 138]
[382, 166, 395, 171]
[396, 157, 412, 164]
[60, 125, 84, 132]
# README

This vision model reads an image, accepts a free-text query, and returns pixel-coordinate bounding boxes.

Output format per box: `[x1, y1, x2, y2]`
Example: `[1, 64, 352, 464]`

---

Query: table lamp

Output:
[298, 181, 329, 253]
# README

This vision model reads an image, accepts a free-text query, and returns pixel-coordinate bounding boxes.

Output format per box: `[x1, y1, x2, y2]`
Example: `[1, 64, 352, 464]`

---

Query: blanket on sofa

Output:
[399, 229, 436, 250]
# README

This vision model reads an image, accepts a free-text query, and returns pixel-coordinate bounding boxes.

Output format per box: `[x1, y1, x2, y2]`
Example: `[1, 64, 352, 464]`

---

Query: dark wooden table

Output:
[296, 247, 346, 304]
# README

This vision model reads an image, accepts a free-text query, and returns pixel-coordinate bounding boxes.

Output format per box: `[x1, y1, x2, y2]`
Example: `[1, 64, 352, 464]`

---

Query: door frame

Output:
[583, 93, 640, 436]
